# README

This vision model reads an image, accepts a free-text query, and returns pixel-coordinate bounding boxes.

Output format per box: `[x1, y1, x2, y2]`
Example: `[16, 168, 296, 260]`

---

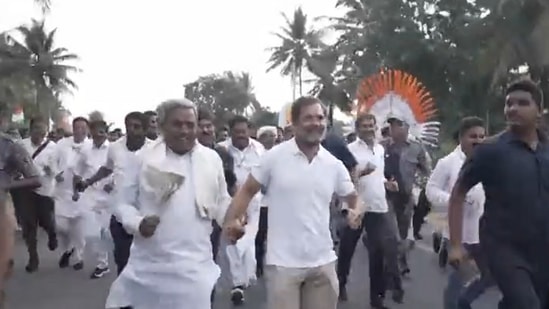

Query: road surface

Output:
[5, 231, 500, 308]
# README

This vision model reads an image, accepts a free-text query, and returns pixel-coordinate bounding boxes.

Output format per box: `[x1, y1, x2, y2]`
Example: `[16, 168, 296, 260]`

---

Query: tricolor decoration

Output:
[277, 102, 293, 128]
[355, 69, 440, 147]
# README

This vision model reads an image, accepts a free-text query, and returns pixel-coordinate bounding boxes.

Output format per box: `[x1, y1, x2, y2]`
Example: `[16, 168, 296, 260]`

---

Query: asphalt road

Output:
[6, 231, 501, 309]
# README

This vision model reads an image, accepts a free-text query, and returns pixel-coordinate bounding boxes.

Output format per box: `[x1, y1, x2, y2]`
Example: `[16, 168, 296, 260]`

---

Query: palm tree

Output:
[0, 19, 79, 120]
[472, 0, 549, 87]
[266, 7, 326, 100]
[34, 0, 51, 14]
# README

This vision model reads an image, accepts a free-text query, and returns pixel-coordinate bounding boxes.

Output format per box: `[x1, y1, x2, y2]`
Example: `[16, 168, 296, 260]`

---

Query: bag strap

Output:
[31, 140, 50, 159]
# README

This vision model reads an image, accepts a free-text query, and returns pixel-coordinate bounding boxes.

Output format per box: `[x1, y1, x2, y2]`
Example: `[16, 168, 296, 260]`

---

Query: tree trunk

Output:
[298, 67, 303, 96]
[291, 62, 297, 102]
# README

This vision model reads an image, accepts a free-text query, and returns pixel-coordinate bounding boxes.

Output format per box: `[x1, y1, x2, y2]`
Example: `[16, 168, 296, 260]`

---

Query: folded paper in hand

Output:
[142, 165, 185, 205]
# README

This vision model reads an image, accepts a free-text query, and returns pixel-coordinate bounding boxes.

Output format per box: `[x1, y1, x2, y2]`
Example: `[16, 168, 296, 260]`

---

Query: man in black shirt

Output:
[449, 79, 549, 309]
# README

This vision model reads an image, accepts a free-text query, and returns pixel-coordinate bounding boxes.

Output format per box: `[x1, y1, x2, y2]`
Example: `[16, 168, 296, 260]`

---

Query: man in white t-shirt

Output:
[340, 113, 404, 308]
[224, 97, 360, 309]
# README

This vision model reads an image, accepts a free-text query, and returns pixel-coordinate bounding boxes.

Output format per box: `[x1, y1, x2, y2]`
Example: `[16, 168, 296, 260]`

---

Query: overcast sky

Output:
[0, 0, 345, 126]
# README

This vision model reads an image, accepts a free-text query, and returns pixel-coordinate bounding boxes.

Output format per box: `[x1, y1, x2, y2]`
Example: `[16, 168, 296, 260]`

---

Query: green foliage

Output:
[312, 0, 549, 136]
[184, 71, 265, 127]
[0, 19, 79, 121]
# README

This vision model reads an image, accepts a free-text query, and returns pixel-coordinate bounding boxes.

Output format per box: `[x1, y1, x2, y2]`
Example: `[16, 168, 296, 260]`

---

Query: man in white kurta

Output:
[218, 118, 264, 305]
[106, 99, 231, 309]
[52, 117, 91, 269]
[73, 120, 113, 279]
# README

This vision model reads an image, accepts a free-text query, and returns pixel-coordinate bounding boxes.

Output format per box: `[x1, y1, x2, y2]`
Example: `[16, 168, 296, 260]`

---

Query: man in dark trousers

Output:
[17, 116, 59, 273]
[0, 110, 42, 307]
[383, 116, 431, 275]
[449, 79, 549, 309]
[337, 114, 404, 307]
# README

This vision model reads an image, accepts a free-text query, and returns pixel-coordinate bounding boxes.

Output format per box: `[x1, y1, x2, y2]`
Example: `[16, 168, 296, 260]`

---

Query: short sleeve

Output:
[335, 160, 355, 196]
[250, 149, 273, 186]
[8, 143, 39, 178]
[104, 145, 116, 170]
[458, 144, 492, 191]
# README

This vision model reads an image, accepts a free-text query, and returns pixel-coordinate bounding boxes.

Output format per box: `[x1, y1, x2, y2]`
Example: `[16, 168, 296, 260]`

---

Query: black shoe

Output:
[438, 246, 448, 268]
[414, 232, 423, 240]
[256, 266, 264, 278]
[432, 232, 442, 253]
[230, 286, 245, 306]
[58, 249, 74, 268]
[73, 261, 84, 271]
[47, 234, 58, 251]
[339, 284, 348, 301]
[391, 289, 404, 304]
[25, 254, 39, 273]
[90, 266, 110, 279]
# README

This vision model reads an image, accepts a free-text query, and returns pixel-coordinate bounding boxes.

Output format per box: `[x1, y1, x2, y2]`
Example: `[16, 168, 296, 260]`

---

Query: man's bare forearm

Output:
[87, 166, 113, 185]
[344, 191, 358, 210]
[6, 177, 41, 190]
[223, 191, 252, 225]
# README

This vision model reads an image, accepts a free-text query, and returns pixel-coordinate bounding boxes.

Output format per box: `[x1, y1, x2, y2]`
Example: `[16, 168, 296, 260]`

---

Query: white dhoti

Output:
[84, 207, 112, 268]
[54, 174, 89, 263]
[56, 212, 87, 262]
[226, 224, 258, 287]
[106, 254, 220, 309]
[226, 202, 260, 287]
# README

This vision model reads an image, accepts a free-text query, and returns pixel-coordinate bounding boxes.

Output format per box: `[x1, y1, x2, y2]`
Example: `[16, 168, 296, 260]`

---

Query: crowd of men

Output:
[0, 78, 548, 309]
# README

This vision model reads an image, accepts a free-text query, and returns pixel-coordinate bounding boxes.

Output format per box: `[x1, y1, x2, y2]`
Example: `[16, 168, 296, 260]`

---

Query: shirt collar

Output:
[93, 140, 109, 149]
[454, 145, 466, 160]
[356, 138, 377, 148]
[288, 138, 329, 160]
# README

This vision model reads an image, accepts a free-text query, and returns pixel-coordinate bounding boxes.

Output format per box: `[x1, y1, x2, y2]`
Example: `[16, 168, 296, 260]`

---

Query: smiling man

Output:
[106, 99, 231, 309]
[224, 97, 360, 309]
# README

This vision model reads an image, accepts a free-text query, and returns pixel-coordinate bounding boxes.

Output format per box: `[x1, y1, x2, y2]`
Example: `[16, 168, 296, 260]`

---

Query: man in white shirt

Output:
[218, 115, 265, 306]
[73, 120, 113, 279]
[224, 96, 360, 309]
[105, 99, 231, 309]
[17, 116, 58, 273]
[426, 116, 492, 309]
[52, 117, 91, 271]
[255, 126, 278, 279]
[78, 112, 151, 279]
[339, 113, 403, 308]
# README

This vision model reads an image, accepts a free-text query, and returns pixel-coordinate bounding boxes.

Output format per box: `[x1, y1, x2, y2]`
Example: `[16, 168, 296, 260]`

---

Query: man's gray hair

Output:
[156, 98, 197, 126]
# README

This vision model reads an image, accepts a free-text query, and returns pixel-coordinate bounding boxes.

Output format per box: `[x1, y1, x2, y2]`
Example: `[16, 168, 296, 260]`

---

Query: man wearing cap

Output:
[384, 116, 431, 275]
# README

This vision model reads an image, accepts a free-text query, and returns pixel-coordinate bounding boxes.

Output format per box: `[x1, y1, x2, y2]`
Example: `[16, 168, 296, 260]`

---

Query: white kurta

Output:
[76, 141, 114, 236]
[106, 142, 230, 309]
[52, 137, 92, 218]
[219, 138, 263, 287]
[425, 146, 485, 243]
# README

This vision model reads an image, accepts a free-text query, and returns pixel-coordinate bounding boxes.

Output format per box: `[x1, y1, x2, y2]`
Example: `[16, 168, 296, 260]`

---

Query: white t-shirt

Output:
[251, 138, 355, 268]
[348, 140, 389, 213]
[20, 138, 57, 197]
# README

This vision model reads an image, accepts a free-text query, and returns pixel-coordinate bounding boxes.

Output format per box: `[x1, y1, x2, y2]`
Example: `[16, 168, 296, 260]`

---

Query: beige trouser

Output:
[265, 261, 338, 309]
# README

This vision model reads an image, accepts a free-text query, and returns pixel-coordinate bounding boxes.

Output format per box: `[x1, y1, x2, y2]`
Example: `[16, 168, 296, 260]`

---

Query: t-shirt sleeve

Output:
[457, 144, 491, 192]
[335, 160, 355, 197]
[250, 149, 273, 186]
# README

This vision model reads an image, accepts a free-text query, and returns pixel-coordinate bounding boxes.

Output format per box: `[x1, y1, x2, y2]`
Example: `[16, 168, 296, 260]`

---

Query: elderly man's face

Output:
[161, 107, 197, 154]
[259, 131, 276, 149]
